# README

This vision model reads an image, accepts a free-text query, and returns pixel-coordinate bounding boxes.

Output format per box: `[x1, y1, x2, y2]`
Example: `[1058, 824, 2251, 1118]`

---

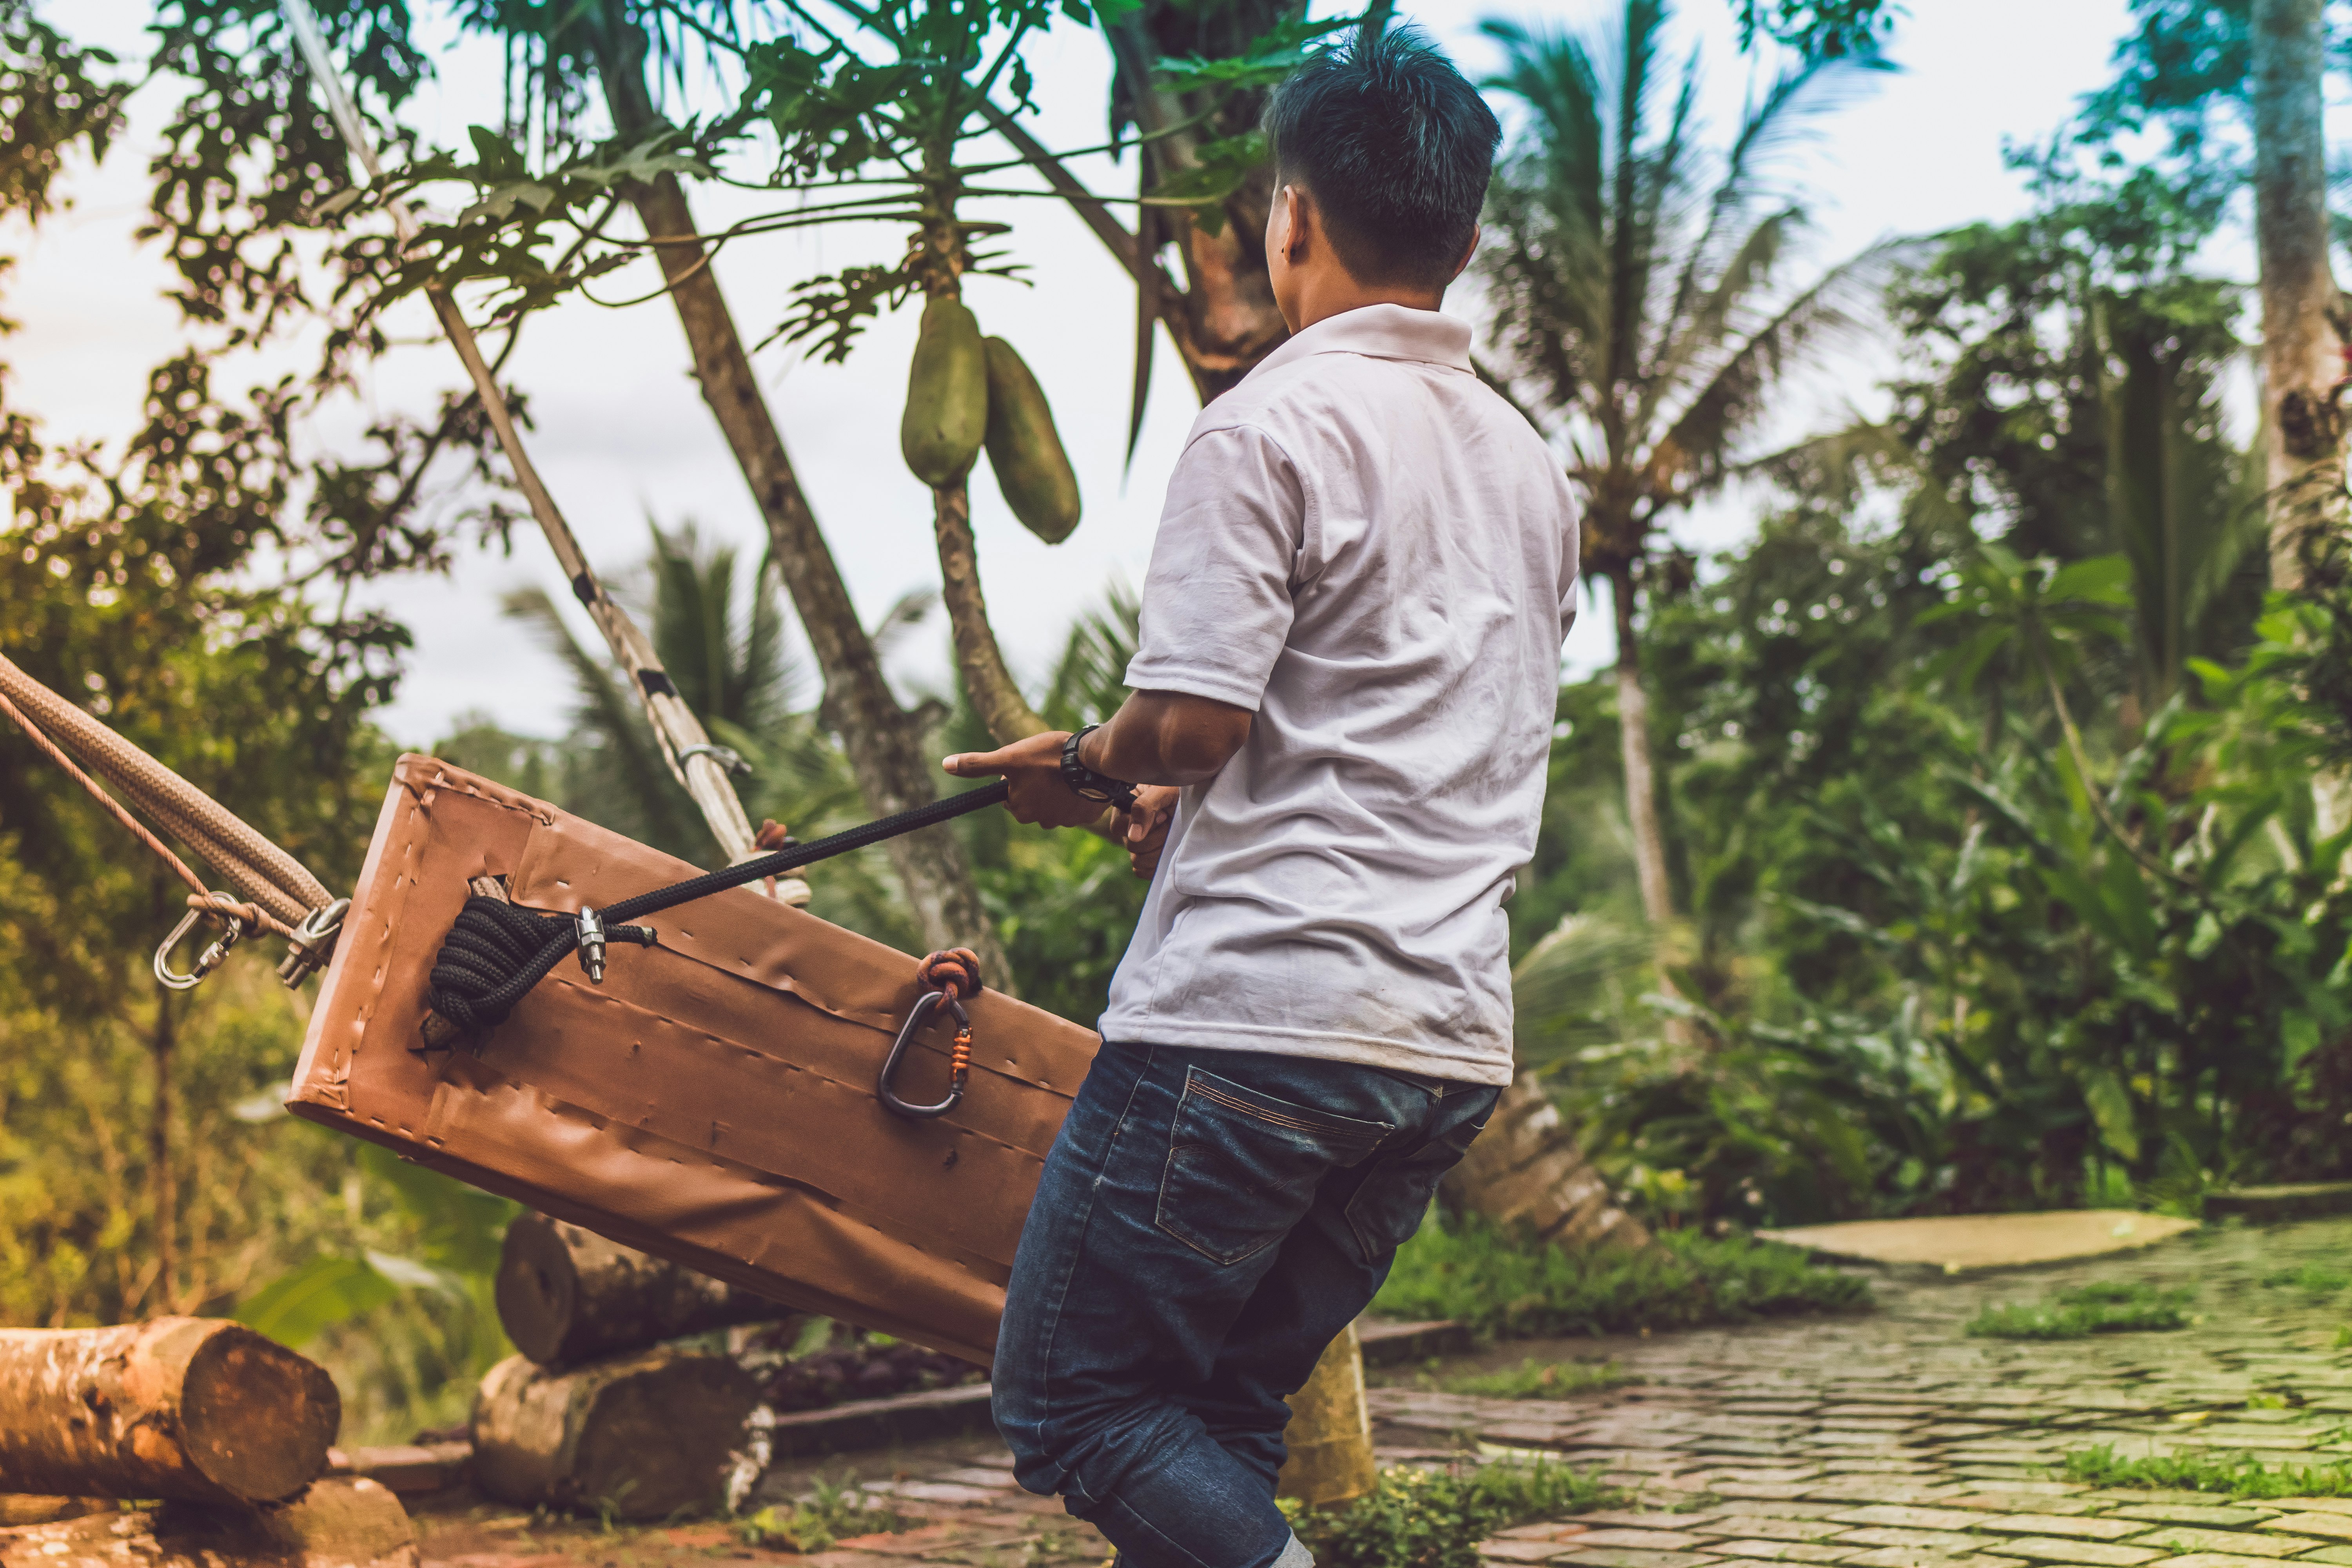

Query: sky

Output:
[4, 0, 2141, 748]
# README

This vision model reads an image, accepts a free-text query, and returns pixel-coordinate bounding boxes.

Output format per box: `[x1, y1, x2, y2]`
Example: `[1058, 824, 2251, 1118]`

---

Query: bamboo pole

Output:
[279, 0, 801, 898]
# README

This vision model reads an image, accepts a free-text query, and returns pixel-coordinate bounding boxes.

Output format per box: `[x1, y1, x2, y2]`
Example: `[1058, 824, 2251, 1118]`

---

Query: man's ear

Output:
[1281, 184, 1311, 266]
[1450, 223, 1480, 281]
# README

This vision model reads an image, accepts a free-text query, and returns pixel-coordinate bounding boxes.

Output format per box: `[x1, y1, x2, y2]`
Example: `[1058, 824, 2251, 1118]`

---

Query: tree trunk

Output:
[2251, 0, 2345, 588]
[470, 1348, 762, 1520]
[1610, 566, 1674, 925]
[0, 1479, 416, 1568]
[1443, 1073, 1652, 1251]
[495, 1213, 800, 1368]
[592, 21, 1004, 979]
[933, 483, 1048, 744]
[0, 1320, 340, 1505]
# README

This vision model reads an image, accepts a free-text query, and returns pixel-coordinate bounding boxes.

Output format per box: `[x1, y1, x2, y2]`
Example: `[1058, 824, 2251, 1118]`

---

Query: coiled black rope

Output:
[422, 780, 1011, 1040]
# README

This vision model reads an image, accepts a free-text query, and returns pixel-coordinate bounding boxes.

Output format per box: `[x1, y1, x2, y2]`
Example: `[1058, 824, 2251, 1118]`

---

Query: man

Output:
[941, 26, 1576, 1567]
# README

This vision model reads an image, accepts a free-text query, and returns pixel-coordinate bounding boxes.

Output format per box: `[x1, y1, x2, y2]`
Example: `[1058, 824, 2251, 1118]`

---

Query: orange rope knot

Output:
[917, 946, 982, 1000]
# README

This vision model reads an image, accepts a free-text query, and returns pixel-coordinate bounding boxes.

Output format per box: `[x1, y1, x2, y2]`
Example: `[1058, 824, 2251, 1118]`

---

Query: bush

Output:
[1370, 1218, 1871, 1339]
[1287, 1461, 1618, 1568]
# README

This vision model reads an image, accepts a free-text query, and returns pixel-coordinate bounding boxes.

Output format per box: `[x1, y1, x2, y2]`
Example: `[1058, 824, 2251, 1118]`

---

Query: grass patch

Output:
[736, 1477, 909, 1552]
[1966, 1281, 2192, 1340]
[1286, 1459, 1618, 1568]
[2263, 1264, 2352, 1294]
[2060, 1442, 2352, 1498]
[1437, 1358, 1638, 1399]
[1370, 1219, 1870, 1339]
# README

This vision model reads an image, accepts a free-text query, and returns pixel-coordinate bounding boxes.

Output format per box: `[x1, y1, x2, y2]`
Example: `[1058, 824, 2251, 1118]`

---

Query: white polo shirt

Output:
[1099, 302, 1580, 1087]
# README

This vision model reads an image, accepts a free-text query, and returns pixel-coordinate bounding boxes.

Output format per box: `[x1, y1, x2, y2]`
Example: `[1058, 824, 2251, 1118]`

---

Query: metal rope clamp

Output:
[878, 970, 975, 1121]
[276, 896, 350, 989]
[155, 894, 248, 993]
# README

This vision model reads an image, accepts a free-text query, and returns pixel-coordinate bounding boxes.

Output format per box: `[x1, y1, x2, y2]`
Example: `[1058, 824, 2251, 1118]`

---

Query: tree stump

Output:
[0, 1477, 414, 1568]
[470, 1347, 761, 1520]
[495, 1213, 799, 1367]
[1275, 1322, 1376, 1510]
[0, 1320, 339, 1505]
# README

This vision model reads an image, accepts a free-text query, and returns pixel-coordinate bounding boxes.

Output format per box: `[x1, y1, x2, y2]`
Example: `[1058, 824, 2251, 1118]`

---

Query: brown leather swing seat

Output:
[288, 756, 1100, 1366]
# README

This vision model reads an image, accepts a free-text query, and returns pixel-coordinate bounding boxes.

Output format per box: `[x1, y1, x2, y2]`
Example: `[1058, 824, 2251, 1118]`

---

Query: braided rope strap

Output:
[420, 782, 1010, 1073]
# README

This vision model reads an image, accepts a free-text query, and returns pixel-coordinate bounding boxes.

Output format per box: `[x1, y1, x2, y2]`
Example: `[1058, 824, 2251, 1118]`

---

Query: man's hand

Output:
[1118, 786, 1179, 878]
[942, 731, 1106, 829]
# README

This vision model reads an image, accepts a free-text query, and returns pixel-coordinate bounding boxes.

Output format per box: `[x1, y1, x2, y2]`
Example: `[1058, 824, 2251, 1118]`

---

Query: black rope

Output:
[422, 780, 1010, 1040]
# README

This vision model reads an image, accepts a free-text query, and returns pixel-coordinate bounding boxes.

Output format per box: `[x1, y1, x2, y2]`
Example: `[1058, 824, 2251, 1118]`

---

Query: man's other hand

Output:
[943, 731, 1105, 829]
[1118, 786, 1179, 878]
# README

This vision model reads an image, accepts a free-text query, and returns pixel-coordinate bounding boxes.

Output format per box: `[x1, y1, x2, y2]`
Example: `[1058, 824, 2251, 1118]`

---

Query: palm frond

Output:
[1648, 235, 1914, 499]
[1639, 205, 1798, 437]
[502, 585, 706, 859]
[1041, 581, 1142, 730]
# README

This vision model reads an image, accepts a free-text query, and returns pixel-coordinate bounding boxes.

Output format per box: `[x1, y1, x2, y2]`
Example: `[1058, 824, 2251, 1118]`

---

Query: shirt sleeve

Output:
[1123, 425, 1306, 713]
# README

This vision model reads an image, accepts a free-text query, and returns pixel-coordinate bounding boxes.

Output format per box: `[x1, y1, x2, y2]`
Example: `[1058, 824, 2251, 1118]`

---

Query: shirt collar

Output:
[1247, 303, 1475, 382]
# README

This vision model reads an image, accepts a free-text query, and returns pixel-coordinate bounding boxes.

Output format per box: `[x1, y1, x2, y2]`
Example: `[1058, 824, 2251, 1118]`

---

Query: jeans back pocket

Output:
[1155, 1067, 1391, 1266]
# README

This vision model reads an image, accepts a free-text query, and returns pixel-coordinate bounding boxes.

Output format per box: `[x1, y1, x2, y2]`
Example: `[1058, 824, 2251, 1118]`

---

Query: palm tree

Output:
[1479, 1, 1895, 931]
[2247, 0, 2342, 588]
[507, 523, 985, 967]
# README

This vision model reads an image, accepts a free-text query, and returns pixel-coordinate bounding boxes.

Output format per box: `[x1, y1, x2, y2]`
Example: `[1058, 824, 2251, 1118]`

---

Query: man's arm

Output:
[940, 690, 1252, 830]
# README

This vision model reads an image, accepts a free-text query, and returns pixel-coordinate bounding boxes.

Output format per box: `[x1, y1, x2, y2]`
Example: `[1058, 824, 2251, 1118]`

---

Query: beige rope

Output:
[0, 685, 296, 940]
[0, 653, 327, 933]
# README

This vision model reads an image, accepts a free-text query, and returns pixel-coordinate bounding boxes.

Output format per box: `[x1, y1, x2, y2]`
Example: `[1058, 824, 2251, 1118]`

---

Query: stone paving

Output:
[409, 1216, 2352, 1568]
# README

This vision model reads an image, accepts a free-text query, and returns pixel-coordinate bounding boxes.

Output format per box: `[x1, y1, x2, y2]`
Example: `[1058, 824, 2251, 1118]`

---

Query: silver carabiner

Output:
[877, 988, 972, 1120]
[154, 895, 248, 992]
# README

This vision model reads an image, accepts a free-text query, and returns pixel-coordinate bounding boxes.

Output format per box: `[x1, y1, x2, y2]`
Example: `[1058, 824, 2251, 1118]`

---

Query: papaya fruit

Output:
[981, 336, 1082, 544]
[900, 296, 988, 487]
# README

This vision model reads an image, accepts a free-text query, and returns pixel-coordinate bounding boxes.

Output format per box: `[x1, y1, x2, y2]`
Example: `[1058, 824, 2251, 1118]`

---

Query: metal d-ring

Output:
[877, 988, 971, 1120]
[154, 895, 248, 992]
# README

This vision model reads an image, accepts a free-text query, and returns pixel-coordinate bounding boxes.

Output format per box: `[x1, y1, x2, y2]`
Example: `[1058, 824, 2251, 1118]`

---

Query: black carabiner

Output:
[878, 987, 971, 1120]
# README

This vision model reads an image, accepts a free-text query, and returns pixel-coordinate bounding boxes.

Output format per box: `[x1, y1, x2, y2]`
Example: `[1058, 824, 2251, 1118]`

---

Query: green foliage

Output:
[1370, 1218, 1870, 1339]
[2060, 1442, 2352, 1499]
[1965, 1281, 2192, 1340]
[1732, 1, 1901, 59]
[1425, 1358, 1638, 1400]
[737, 1479, 910, 1552]
[2261, 1264, 2352, 1295]
[1286, 1461, 1619, 1568]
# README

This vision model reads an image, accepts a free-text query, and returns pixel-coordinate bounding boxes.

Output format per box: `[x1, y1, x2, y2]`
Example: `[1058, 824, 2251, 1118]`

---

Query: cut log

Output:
[0, 1320, 339, 1505]
[470, 1348, 761, 1520]
[0, 1501, 103, 1528]
[1275, 1322, 1375, 1510]
[1444, 1073, 1652, 1252]
[0, 1477, 414, 1568]
[496, 1212, 801, 1367]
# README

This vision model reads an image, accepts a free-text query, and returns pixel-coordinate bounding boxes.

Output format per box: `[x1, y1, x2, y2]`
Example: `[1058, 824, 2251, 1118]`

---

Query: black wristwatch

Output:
[1060, 725, 1139, 810]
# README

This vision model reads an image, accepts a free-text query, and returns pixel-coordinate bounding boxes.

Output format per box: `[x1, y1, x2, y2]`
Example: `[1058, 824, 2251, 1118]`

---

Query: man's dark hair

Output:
[1263, 25, 1502, 290]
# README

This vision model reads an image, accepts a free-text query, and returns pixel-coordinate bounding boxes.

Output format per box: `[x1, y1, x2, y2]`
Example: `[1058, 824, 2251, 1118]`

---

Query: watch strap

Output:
[1060, 725, 1139, 810]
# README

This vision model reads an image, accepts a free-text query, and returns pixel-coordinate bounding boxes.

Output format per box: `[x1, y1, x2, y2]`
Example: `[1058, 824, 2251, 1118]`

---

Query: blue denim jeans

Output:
[991, 1040, 1499, 1568]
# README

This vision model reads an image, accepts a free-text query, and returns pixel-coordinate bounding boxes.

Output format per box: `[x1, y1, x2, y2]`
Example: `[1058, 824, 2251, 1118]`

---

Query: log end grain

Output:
[495, 1214, 583, 1367]
[180, 1324, 343, 1503]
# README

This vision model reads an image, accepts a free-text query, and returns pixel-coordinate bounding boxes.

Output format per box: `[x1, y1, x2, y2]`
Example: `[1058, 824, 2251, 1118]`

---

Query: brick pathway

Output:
[412, 1216, 2352, 1568]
